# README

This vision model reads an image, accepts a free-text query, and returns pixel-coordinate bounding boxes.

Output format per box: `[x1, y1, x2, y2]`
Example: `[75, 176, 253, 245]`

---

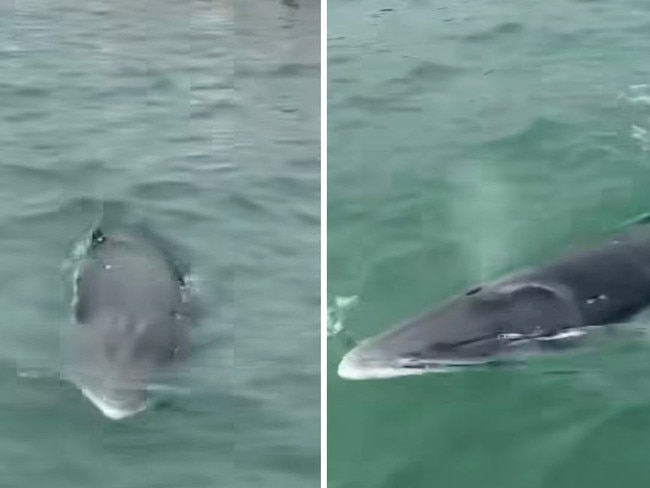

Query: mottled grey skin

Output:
[68, 230, 191, 419]
[339, 228, 650, 379]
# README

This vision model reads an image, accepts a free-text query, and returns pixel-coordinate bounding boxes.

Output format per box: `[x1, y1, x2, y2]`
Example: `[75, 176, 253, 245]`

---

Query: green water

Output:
[328, 1, 650, 487]
[0, 1, 319, 486]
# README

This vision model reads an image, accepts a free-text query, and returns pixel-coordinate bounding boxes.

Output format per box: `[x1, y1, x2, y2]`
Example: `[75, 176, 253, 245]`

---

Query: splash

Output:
[620, 84, 650, 151]
[327, 295, 359, 338]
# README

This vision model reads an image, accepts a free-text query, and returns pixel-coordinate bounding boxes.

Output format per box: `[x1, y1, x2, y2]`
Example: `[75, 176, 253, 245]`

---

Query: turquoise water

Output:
[328, 1, 650, 487]
[0, 1, 319, 486]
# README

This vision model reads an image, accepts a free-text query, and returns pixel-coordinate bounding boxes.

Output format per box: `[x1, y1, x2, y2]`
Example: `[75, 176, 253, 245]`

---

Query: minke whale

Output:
[338, 227, 650, 380]
[66, 228, 192, 419]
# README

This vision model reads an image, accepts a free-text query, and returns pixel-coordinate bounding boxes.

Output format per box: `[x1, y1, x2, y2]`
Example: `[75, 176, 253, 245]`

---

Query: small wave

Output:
[620, 84, 650, 105]
[460, 22, 524, 43]
[345, 93, 419, 114]
[631, 124, 650, 151]
[396, 60, 466, 84]
[625, 95, 650, 106]
[272, 62, 320, 79]
[16, 367, 60, 380]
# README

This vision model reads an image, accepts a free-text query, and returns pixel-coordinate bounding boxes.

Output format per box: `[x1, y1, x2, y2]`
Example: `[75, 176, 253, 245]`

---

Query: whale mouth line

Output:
[338, 358, 484, 380]
[79, 387, 148, 420]
[337, 328, 591, 380]
[337, 349, 489, 380]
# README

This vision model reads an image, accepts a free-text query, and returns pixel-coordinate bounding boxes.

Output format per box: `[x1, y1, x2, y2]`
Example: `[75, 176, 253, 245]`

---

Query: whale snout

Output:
[338, 337, 489, 380]
[336, 283, 584, 380]
[337, 342, 427, 380]
[67, 366, 150, 420]
[79, 385, 148, 420]
[338, 341, 394, 380]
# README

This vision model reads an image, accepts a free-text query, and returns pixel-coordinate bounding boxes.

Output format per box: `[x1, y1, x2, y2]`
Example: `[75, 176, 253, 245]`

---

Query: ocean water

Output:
[328, 1, 650, 487]
[0, 0, 320, 487]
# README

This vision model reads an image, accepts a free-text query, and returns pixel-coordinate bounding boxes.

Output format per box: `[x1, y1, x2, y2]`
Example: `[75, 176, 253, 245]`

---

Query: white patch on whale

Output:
[79, 387, 148, 421]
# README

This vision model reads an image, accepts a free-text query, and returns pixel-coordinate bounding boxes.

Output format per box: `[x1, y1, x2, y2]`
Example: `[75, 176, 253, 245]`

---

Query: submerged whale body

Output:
[339, 227, 650, 380]
[67, 228, 192, 419]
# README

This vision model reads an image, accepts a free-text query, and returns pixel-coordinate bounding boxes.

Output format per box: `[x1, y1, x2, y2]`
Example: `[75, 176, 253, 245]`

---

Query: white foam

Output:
[327, 295, 358, 337]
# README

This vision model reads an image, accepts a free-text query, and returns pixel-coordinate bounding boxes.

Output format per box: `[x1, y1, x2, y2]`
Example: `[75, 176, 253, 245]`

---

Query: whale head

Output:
[338, 283, 581, 380]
